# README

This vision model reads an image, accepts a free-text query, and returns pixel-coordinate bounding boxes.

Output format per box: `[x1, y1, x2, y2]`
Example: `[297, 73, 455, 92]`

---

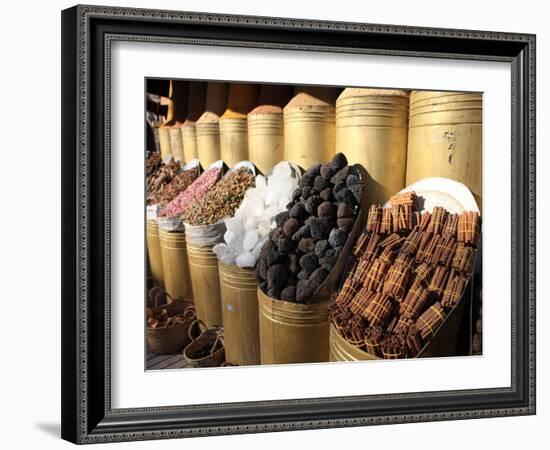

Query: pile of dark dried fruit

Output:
[255, 153, 363, 303]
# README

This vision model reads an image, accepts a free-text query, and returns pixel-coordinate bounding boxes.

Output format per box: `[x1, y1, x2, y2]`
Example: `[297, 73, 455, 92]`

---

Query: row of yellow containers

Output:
[147, 221, 335, 366]
[158, 89, 482, 210]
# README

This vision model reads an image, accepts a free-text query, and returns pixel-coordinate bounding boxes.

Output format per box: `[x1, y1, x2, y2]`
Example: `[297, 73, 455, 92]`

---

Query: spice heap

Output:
[255, 153, 364, 303]
[159, 167, 221, 218]
[183, 167, 255, 225]
[146, 152, 162, 180]
[149, 166, 199, 207]
[331, 191, 480, 359]
[146, 158, 181, 204]
[213, 162, 299, 268]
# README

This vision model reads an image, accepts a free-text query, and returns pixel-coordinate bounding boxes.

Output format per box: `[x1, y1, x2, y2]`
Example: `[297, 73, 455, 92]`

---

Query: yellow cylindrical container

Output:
[328, 324, 378, 362]
[181, 121, 198, 162]
[219, 113, 249, 167]
[336, 88, 409, 205]
[258, 289, 329, 365]
[196, 113, 221, 168]
[180, 82, 206, 163]
[146, 220, 164, 285]
[218, 263, 260, 366]
[195, 82, 228, 167]
[406, 91, 483, 210]
[158, 126, 172, 161]
[219, 84, 258, 167]
[248, 105, 284, 174]
[284, 92, 335, 169]
[186, 243, 223, 328]
[168, 124, 185, 162]
[158, 229, 193, 301]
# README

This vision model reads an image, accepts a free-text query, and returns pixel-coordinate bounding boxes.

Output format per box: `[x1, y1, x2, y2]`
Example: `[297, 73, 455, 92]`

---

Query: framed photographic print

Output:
[61, 4, 536, 444]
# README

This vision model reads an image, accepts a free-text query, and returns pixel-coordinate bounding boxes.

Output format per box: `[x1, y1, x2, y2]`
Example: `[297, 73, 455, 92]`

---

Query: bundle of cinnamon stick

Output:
[329, 192, 481, 360]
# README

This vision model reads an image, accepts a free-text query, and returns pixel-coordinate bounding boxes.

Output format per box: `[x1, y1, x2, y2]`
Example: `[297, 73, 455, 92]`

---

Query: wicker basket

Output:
[183, 320, 225, 368]
[147, 301, 195, 355]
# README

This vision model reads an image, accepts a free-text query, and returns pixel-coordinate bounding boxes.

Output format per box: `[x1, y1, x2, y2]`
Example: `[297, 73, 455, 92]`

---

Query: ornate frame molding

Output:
[61, 5, 536, 444]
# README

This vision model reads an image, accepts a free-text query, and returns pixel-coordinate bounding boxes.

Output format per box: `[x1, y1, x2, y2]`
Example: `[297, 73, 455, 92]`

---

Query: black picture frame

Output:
[61, 4, 536, 444]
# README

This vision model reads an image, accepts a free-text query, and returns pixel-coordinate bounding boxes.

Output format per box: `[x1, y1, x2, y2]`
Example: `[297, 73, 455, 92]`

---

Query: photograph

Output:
[145, 80, 483, 369]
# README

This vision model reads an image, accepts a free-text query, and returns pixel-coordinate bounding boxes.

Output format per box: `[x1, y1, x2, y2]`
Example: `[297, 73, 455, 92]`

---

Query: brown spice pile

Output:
[182, 167, 255, 225]
[149, 167, 199, 207]
[146, 158, 181, 204]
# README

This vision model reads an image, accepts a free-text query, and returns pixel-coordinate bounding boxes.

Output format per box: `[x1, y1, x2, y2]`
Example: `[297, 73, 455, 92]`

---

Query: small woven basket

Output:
[183, 320, 225, 368]
[147, 301, 195, 355]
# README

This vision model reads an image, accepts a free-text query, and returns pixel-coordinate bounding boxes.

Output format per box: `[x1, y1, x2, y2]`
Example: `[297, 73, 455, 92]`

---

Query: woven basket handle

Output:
[187, 319, 207, 342]
[182, 305, 196, 321]
[210, 335, 224, 356]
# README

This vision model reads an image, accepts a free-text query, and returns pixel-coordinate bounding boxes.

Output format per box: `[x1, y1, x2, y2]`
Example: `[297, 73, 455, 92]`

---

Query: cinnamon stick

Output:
[366, 205, 382, 234]
[416, 302, 447, 341]
[363, 292, 394, 326]
[428, 266, 449, 296]
[364, 326, 384, 357]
